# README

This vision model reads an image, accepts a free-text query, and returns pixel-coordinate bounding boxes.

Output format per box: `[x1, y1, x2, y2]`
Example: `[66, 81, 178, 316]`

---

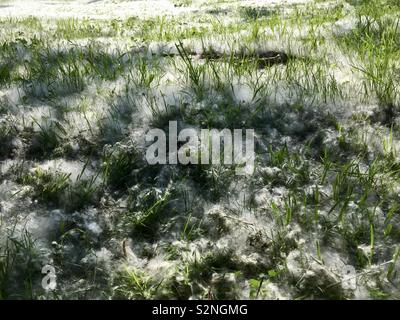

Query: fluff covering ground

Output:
[0, 0, 400, 299]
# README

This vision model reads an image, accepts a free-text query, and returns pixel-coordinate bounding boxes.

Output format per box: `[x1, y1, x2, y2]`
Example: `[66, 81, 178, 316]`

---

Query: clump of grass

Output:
[65, 163, 101, 212]
[22, 46, 87, 98]
[85, 46, 125, 81]
[180, 212, 203, 241]
[15, 39, 129, 99]
[0, 119, 18, 159]
[101, 142, 139, 190]
[182, 164, 235, 202]
[55, 18, 111, 39]
[0, 63, 12, 86]
[175, 40, 207, 99]
[131, 55, 163, 89]
[239, 7, 278, 21]
[112, 267, 163, 299]
[336, 6, 400, 114]
[188, 249, 238, 283]
[261, 145, 311, 189]
[0, 230, 43, 299]
[122, 186, 174, 238]
[17, 168, 71, 205]
[25, 117, 67, 159]
[0, 37, 29, 86]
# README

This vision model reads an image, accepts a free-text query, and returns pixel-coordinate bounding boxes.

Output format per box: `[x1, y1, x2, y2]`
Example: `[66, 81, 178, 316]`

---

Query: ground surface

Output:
[0, 0, 400, 299]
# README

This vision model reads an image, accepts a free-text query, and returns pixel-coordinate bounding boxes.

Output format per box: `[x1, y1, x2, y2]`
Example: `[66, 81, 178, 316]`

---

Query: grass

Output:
[101, 142, 139, 189]
[112, 267, 163, 299]
[335, 2, 400, 114]
[17, 168, 71, 204]
[0, 229, 43, 299]
[0, 0, 400, 300]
